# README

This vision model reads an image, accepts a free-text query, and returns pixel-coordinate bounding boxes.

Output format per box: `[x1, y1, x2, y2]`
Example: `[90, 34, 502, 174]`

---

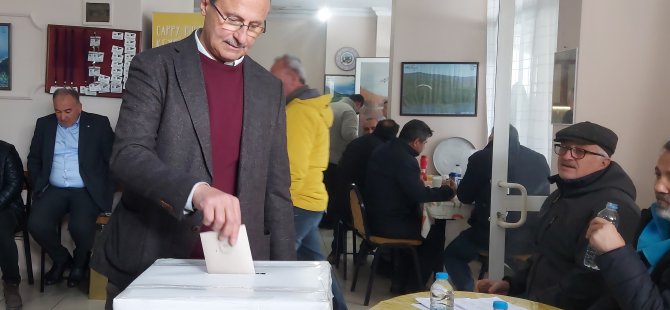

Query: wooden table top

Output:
[370, 291, 562, 310]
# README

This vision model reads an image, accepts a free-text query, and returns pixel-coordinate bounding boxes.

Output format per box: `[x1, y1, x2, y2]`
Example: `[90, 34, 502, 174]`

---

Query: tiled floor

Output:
[2, 228, 417, 310]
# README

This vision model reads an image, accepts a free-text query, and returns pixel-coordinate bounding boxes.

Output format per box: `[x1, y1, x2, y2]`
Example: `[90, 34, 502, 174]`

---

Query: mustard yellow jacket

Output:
[286, 94, 333, 212]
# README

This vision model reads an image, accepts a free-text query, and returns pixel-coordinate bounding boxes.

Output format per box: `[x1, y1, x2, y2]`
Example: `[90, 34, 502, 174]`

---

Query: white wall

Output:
[389, 0, 488, 173]
[249, 14, 327, 91]
[576, 0, 670, 207]
[325, 15, 378, 74]
[0, 0, 142, 162]
[375, 14, 391, 57]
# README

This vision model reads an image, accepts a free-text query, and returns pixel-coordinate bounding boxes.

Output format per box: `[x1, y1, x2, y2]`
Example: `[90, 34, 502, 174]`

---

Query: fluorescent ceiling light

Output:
[317, 7, 331, 21]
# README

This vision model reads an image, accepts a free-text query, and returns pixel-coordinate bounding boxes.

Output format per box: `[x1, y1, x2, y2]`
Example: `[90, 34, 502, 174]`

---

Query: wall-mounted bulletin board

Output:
[45, 24, 141, 98]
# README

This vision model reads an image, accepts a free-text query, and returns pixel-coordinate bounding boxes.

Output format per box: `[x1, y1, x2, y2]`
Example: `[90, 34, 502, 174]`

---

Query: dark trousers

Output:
[443, 228, 486, 291]
[105, 281, 122, 310]
[324, 163, 352, 253]
[28, 186, 99, 268]
[323, 163, 345, 228]
[389, 220, 446, 291]
[0, 206, 22, 284]
[419, 219, 446, 282]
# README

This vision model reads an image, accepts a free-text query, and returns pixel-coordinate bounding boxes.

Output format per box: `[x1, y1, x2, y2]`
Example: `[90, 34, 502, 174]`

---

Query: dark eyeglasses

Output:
[209, 1, 266, 38]
[553, 144, 607, 159]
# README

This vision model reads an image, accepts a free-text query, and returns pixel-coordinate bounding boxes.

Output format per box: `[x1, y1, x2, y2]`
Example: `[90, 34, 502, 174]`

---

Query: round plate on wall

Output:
[433, 137, 476, 176]
[334, 47, 359, 71]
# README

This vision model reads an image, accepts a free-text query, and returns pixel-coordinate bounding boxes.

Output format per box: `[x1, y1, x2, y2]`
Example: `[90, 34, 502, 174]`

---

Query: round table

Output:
[370, 291, 561, 310]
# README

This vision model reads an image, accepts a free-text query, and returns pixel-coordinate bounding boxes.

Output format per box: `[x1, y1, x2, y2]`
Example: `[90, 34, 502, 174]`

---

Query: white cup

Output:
[431, 175, 443, 188]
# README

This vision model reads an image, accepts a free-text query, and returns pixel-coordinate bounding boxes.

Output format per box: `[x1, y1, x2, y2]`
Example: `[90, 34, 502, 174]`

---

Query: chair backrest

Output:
[349, 184, 369, 239]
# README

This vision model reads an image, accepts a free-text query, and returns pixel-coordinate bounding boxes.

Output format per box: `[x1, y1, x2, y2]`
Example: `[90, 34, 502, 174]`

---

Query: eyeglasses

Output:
[209, 1, 266, 38]
[553, 144, 607, 159]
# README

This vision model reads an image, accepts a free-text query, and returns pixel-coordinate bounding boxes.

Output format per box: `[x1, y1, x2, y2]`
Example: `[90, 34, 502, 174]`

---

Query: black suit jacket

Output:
[27, 111, 114, 212]
[0, 140, 24, 212]
[365, 138, 454, 240]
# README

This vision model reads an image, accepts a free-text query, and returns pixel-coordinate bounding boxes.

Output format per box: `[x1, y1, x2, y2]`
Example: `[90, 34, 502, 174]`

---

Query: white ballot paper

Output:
[200, 224, 255, 274]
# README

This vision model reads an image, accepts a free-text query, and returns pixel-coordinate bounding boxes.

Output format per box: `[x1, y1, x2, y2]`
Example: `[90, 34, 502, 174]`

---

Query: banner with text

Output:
[152, 12, 203, 48]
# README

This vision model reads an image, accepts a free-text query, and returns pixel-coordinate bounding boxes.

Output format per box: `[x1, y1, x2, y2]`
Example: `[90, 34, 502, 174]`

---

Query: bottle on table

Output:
[451, 164, 463, 185]
[420, 155, 428, 181]
[492, 300, 508, 310]
[583, 202, 619, 270]
[430, 272, 454, 310]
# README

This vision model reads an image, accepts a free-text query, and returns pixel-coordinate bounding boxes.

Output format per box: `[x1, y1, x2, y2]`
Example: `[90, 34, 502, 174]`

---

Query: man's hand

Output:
[586, 217, 625, 253]
[442, 178, 457, 192]
[475, 279, 510, 295]
[192, 184, 241, 246]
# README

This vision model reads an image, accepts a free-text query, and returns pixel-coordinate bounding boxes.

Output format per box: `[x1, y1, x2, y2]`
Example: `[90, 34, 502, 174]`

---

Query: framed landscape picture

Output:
[0, 23, 10, 90]
[324, 74, 355, 102]
[400, 62, 479, 116]
[355, 57, 389, 117]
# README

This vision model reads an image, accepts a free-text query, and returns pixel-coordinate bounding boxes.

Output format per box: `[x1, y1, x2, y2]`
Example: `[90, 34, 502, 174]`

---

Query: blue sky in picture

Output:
[333, 80, 354, 94]
[0, 26, 8, 60]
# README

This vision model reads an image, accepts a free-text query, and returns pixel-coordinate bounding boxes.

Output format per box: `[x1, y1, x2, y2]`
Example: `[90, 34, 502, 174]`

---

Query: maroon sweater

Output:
[191, 54, 244, 259]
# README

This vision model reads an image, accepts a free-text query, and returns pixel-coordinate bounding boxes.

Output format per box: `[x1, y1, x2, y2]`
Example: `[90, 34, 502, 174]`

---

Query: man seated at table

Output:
[361, 117, 379, 135]
[326, 119, 399, 263]
[585, 140, 670, 310]
[476, 121, 640, 309]
[365, 119, 456, 293]
[444, 125, 550, 291]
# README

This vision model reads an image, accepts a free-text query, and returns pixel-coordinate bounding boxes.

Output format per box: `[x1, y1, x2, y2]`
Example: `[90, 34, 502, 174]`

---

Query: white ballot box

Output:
[114, 259, 333, 310]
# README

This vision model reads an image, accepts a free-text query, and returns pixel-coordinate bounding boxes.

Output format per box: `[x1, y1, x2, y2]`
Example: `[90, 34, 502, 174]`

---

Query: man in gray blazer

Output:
[91, 0, 295, 307]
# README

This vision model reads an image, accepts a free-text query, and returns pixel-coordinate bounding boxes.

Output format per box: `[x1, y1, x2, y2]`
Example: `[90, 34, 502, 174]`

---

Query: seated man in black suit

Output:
[27, 88, 114, 287]
[326, 119, 399, 263]
[0, 140, 25, 309]
[443, 125, 550, 291]
[365, 119, 456, 293]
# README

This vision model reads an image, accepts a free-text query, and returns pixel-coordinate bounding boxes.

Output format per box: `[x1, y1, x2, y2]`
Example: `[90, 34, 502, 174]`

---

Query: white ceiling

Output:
[194, 0, 392, 15]
[271, 0, 391, 11]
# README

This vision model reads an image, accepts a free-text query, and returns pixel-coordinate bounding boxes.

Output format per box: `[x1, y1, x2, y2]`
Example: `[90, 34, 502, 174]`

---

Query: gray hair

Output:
[274, 54, 306, 84]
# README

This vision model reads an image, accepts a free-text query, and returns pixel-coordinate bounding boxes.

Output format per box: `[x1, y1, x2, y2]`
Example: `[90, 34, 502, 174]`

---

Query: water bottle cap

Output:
[492, 300, 508, 309]
[435, 272, 449, 280]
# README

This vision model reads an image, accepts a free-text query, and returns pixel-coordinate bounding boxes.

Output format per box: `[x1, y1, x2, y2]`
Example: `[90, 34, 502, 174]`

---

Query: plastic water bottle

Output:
[493, 300, 508, 310]
[453, 164, 463, 186]
[430, 272, 454, 310]
[584, 202, 619, 270]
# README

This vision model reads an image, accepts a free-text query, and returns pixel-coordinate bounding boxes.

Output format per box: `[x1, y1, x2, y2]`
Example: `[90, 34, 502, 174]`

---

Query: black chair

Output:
[348, 184, 423, 306]
[13, 172, 34, 285]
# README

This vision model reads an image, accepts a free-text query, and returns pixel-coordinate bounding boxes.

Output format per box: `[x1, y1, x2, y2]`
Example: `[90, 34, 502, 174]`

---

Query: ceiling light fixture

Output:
[317, 7, 331, 22]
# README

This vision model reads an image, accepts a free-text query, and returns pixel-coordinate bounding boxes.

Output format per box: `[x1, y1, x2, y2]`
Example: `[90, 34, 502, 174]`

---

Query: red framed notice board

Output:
[45, 24, 141, 98]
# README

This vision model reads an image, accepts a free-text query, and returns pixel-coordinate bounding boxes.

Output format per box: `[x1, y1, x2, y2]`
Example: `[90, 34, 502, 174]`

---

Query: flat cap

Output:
[554, 121, 618, 156]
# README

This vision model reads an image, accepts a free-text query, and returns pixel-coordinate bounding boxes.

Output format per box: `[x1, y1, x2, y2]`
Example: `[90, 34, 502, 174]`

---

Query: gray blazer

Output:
[91, 32, 296, 289]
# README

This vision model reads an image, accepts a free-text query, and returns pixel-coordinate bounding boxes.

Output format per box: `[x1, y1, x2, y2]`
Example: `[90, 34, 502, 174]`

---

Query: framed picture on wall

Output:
[82, 1, 113, 25]
[0, 23, 10, 90]
[324, 74, 355, 102]
[355, 57, 389, 118]
[400, 62, 479, 116]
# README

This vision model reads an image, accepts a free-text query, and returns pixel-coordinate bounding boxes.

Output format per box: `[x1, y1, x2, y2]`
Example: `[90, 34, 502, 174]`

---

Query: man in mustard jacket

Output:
[271, 54, 347, 310]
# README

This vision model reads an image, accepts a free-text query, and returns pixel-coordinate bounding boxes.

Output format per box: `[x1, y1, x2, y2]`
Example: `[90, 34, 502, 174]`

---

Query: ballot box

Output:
[114, 259, 333, 310]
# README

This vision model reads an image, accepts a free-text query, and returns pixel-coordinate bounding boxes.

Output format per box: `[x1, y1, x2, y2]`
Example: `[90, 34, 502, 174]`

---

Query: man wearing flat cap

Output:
[476, 121, 640, 309]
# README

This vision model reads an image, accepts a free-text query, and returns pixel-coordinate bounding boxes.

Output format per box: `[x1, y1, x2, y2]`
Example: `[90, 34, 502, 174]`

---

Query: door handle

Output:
[495, 181, 527, 228]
